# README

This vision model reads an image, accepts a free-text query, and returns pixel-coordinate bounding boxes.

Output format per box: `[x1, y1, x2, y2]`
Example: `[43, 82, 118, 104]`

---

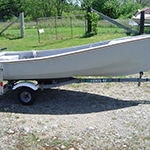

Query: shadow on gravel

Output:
[0, 89, 149, 114]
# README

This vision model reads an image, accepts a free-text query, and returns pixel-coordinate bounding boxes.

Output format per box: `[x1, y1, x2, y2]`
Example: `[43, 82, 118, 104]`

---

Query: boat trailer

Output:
[0, 63, 150, 105]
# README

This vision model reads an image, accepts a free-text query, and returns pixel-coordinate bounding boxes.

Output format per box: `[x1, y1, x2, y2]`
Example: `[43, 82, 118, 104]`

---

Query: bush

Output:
[88, 11, 99, 35]
[24, 16, 33, 22]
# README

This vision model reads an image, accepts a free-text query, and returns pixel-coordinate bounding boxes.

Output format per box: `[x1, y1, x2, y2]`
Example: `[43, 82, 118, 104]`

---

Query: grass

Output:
[0, 19, 131, 52]
[0, 29, 127, 51]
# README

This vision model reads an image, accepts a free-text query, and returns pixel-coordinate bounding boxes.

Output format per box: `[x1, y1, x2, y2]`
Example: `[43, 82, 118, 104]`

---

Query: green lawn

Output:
[0, 28, 127, 52]
[1, 18, 141, 51]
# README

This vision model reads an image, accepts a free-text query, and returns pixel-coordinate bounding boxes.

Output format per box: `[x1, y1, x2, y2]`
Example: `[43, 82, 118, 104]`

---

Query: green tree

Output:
[21, 0, 56, 20]
[21, 0, 41, 20]
[120, 0, 142, 18]
[0, 0, 10, 20]
[91, 0, 107, 13]
[103, 0, 122, 19]
[52, 0, 68, 17]
[0, 0, 83, 21]
[83, 0, 121, 19]
[81, 0, 94, 9]
[136, 0, 150, 7]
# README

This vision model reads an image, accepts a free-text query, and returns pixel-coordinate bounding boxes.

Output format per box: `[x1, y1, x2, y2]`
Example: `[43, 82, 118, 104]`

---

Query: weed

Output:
[105, 83, 111, 89]
[71, 83, 80, 88]
[51, 140, 62, 146]
[144, 136, 150, 141]
[7, 114, 12, 118]
[15, 116, 19, 119]
[69, 137, 77, 143]
[112, 117, 117, 120]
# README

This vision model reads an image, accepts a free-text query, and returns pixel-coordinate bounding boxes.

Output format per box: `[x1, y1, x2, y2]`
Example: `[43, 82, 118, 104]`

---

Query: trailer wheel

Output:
[18, 87, 36, 105]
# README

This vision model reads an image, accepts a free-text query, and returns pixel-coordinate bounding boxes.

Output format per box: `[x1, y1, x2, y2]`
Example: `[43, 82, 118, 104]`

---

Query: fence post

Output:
[70, 16, 73, 38]
[55, 16, 58, 40]
[37, 18, 40, 43]
[20, 12, 25, 38]
[139, 11, 145, 34]
[87, 7, 92, 33]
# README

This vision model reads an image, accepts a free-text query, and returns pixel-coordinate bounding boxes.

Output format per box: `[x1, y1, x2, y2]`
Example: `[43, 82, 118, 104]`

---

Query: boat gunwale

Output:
[1, 35, 150, 64]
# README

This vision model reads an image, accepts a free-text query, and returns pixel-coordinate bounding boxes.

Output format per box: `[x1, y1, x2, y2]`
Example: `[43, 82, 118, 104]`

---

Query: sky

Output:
[66, 0, 82, 7]
[72, 0, 82, 6]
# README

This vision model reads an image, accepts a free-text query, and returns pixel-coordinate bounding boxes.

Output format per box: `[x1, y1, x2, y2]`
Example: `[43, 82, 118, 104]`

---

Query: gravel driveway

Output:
[0, 73, 150, 150]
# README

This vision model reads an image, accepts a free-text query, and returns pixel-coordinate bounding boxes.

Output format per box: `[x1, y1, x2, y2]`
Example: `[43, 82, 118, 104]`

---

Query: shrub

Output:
[88, 11, 99, 35]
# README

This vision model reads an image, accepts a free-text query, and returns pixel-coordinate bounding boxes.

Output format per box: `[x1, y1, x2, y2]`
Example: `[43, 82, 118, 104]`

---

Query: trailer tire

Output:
[18, 87, 36, 105]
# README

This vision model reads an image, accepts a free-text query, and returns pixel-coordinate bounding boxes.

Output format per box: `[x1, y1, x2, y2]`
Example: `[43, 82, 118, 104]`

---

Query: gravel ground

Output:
[0, 73, 150, 150]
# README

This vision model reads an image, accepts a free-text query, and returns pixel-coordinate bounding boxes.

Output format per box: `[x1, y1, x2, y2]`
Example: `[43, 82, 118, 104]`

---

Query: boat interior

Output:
[0, 40, 110, 61]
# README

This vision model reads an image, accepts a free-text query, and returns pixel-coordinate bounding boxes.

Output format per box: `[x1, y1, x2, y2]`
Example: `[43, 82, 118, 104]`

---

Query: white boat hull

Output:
[1, 35, 150, 80]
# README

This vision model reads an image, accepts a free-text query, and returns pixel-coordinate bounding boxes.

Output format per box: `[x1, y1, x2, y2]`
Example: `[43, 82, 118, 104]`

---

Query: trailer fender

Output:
[12, 82, 39, 91]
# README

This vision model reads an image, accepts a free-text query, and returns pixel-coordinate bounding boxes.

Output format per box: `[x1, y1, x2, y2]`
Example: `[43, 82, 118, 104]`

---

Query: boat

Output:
[0, 34, 150, 81]
[132, 8, 150, 25]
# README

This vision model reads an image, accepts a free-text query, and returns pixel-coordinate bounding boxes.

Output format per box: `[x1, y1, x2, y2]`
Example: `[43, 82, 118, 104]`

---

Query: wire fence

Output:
[37, 15, 86, 43]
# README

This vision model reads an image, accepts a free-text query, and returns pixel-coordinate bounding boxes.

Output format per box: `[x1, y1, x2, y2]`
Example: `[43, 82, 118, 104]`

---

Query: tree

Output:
[11, 0, 24, 16]
[103, 0, 122, 19]
[120, 0, 142, 18]
[21, 0, 56, 20]
[136, 0, 150, 7]
[81, 0, 94, 10]
[21, 0, 41, 20]
[0, 0, 10, 20]
[91, 0, 142, 19]
[0, 0, 17, 20]
[91, 0, 107, 13]
[52, 0, 68, 17]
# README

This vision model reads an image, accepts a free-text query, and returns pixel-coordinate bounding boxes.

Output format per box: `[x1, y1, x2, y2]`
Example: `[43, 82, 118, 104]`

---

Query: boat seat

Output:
[0, 55, 19, 61]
